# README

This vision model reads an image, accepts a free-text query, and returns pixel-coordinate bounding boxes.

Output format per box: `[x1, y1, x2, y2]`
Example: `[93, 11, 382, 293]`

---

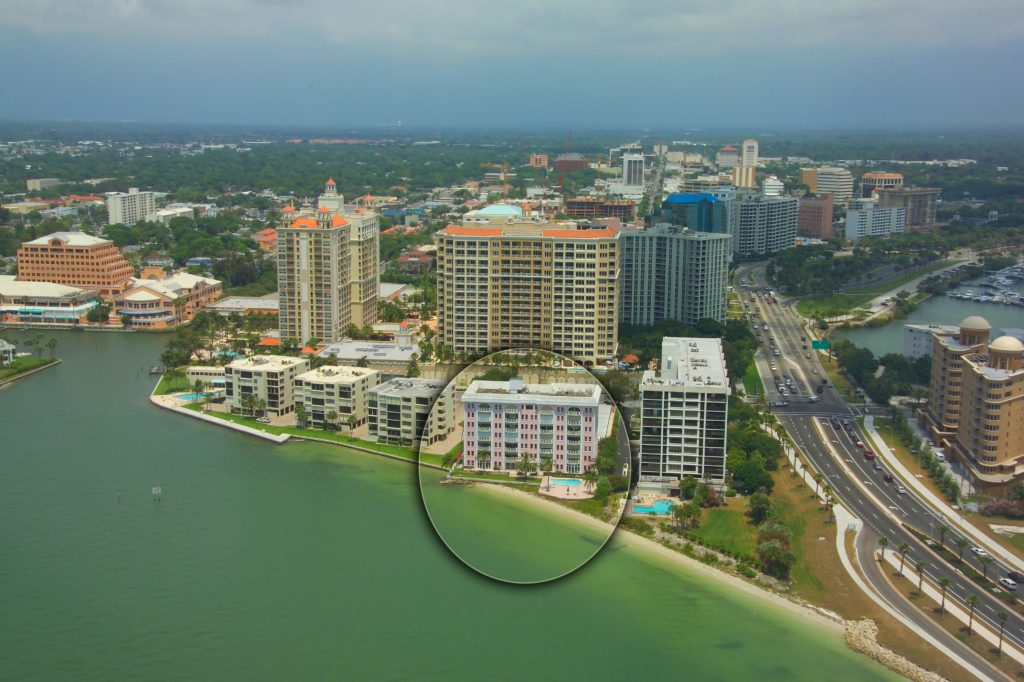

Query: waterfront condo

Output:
[367, 377, 455, 447]
[293, 365, 381, 429]
[639, 337, 730, 494]
[224, 355, 310, 417]
[435, 211, 619, 367]
[461, 378, 605, 474]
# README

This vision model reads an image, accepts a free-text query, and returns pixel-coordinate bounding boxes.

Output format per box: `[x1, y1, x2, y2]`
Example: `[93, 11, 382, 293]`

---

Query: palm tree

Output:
[348, 415, 357, 433]
[294, 403, 307, 428]
[46, 337, 57, 359]
[954, 537, 969, 561]
[977, 555, 993, 580]
[937, 523, 949, 549]
[966, 595, 979, 635]
[813, 472, 822, 498]
[326, 411, 338, 431]
[193, 379, 205, 397]
[878, 536, 890, 561]
[938, 577, 951, 613]
[255, 398, 267, 419]
[582, 467, 599, 492]
[897, 543, 911, 577]
[915, 561, 927, 593]
[997, 611, 1009, 655]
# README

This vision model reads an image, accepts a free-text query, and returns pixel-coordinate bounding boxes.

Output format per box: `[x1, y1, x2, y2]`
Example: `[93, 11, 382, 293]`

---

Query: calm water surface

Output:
[0, 331, 895, 680]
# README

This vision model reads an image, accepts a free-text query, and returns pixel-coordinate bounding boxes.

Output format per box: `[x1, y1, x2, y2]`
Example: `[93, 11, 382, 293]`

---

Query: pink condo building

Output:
[461, 378, 604, 474]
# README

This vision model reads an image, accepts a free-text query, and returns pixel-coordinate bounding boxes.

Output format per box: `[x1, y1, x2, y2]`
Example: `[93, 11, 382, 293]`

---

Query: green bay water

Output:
[0, 331, 895, 680]
[419, 470, 612, 583]
[836, 285, 1024, 357]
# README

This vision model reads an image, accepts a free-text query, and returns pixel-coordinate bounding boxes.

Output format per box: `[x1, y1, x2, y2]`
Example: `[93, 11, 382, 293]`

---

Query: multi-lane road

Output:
[735, 263, 1024, 676]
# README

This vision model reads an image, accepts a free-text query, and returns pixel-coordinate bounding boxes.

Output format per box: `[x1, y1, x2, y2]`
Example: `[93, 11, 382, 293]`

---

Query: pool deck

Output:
[628, 496, 676, 516]
[538, 475, 594, 500]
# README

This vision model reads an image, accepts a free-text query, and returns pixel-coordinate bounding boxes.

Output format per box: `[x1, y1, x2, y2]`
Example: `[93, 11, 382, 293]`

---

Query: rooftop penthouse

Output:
[463, 378, 602, 406]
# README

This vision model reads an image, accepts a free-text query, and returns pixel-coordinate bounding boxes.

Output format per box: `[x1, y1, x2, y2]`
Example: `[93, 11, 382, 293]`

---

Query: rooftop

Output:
[318, 339, 417, 363]
[0, 275, 94, 300]
[23, 231, 109, 247]
[662, 193, 720, 205]
[642, 337, 729, 390]
[369, 377, 447, 399]
[463, 379, 602, 406]
[227, 354, 308, 372]
[296, 365, 380, 384]
[208, 295, 279, 313]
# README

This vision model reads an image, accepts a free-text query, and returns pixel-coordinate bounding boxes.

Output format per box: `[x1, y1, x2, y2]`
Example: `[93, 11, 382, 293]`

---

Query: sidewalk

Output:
[864, 416, 1024, 574]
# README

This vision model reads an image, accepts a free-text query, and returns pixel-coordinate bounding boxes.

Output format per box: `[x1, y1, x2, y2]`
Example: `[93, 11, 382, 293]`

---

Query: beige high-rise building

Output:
[740, 138, 758, 168]
[921, 315, 1024, 482]
[17, 231, 135, 299]
[277, 179, 379, 345]
[800, 167, 854, 204]
[435, 218, 619, 367]
[876, 187, 941, 227]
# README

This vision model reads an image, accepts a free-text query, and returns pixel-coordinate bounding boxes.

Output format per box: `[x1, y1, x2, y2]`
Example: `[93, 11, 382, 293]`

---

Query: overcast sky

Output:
[1, 0, 1022, 128]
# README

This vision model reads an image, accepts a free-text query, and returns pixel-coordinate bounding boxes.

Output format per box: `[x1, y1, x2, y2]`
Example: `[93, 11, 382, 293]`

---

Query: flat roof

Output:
[642, 336, 729, 390]
[662, 193, 720, 205]
[318, 340, 417, 363]
[209, 295, 279, 312]
[296, 365, 379, 384]
[463, 380, 601, 407]
[227, 354, 308, 372]
[369, 377, 447, 399]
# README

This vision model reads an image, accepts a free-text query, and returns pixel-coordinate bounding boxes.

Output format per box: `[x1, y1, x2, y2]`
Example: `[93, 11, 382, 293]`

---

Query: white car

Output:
[970, 546, 989, 557]
[896, 486, 907, 495]
[999, 577, 1018, 590]
[936, 452, 946, 462]
[811, 369, 818, 374]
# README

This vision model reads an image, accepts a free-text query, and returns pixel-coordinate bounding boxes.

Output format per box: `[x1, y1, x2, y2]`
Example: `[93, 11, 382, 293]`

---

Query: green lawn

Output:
[182, 405, 417, 460]
[690, 505, 758, 556]
[797, 260, 955, 318]
[742, 362, 764, 397]
[154, 372, 191, 395]
[450, 467, 541, 484]
[0, 356, 56, 381]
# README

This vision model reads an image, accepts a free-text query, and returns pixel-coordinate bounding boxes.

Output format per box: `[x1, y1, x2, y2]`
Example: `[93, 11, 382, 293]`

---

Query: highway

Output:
[735, 262, 1024, 665]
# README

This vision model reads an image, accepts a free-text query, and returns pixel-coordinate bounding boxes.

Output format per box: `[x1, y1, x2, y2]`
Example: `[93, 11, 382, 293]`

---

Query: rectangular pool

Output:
[550, 478, 583, 487]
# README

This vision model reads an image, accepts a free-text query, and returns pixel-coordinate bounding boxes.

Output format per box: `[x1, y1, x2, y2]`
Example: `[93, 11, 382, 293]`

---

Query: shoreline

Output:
[471, 480, 844, 634]
[0, 358, 62, 389]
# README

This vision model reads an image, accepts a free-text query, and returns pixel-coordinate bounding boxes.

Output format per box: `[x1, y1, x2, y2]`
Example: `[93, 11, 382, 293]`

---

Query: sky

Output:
[1, 0, 1023, 129]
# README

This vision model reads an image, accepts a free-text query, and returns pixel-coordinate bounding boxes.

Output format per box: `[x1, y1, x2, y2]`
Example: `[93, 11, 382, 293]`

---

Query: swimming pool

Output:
[633, 500, 675, 515]
[550, 478, 583, 487]
[177, 390, 224, 401]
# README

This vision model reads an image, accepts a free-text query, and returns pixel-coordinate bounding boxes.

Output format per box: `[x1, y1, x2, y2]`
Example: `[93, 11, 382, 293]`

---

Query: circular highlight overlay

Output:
[417, 349, 632, 584]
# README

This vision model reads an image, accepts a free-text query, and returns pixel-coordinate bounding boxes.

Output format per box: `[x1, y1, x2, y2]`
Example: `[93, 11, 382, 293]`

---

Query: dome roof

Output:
[990, 335, 1024, 353]
[959, 315, 991, 331]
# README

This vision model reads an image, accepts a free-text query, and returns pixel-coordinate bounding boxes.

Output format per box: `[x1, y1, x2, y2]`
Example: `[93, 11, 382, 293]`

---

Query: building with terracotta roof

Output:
[397, 248, 436, 273]
[253, 227, 278, 253]
[435, 218, 619, 366]
[16, 231, 135, 300]
[113, 272, 222, 329]
[276, 179, 380, 345]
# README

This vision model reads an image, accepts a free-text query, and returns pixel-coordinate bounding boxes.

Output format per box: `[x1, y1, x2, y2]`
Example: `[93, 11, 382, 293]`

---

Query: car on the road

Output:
[896, 485, 907, 494]
[936, 452, 946, 462]
[762, 324, 768, 330]
[999, 577, 1018, 590]
[855, 440, 864, 448]
[883, 473, 894, 482]
[829, 418, 840, 428]
[873, 461, 883, 470]
[970, 546, 989, 557]
[816, 386, 824, 394]
[864, 450, 876, 460]
[770, 364, 776, 371]
[804, 353, 811, 359]
[773, 401, 789, 407]
[808, 395, 820, 403]
[812, 368, 818, 374]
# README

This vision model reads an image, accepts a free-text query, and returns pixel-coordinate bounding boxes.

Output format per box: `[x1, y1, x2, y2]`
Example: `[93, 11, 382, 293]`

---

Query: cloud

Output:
[2, 0, 1022, 53]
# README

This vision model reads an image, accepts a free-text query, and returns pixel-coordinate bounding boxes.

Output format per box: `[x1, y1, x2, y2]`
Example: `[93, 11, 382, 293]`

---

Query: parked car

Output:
[256, 417, 271, 424]
[999, 577, 1018, 590]
[936, 452, 946, 462]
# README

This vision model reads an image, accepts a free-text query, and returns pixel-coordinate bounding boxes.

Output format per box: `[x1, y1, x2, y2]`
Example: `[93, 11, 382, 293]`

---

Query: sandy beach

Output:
[472, 481, 844, 633]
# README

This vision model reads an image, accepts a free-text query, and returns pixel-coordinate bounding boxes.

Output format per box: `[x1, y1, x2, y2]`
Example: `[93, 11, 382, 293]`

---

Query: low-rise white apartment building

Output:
[293, 365, 381, 429]
[367, 378, 455, 446]
[461, 378, 605, 474]
[224, 355, 309, 417]
[639, 337, 730, 493]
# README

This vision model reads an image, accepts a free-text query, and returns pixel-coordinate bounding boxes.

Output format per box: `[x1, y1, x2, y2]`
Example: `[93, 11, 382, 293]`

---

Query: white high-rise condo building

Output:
[106, 188, 156, 226]
[741, 139, 758, 168]
[844, 199, 906, 242]
[639, 337, 730, 493]
[623, 154, 645, 187]
[734, 193, 799, 257]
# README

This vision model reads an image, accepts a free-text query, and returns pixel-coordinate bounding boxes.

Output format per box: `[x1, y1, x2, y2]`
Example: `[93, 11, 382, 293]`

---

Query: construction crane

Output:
[480, 162, 511, 198]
